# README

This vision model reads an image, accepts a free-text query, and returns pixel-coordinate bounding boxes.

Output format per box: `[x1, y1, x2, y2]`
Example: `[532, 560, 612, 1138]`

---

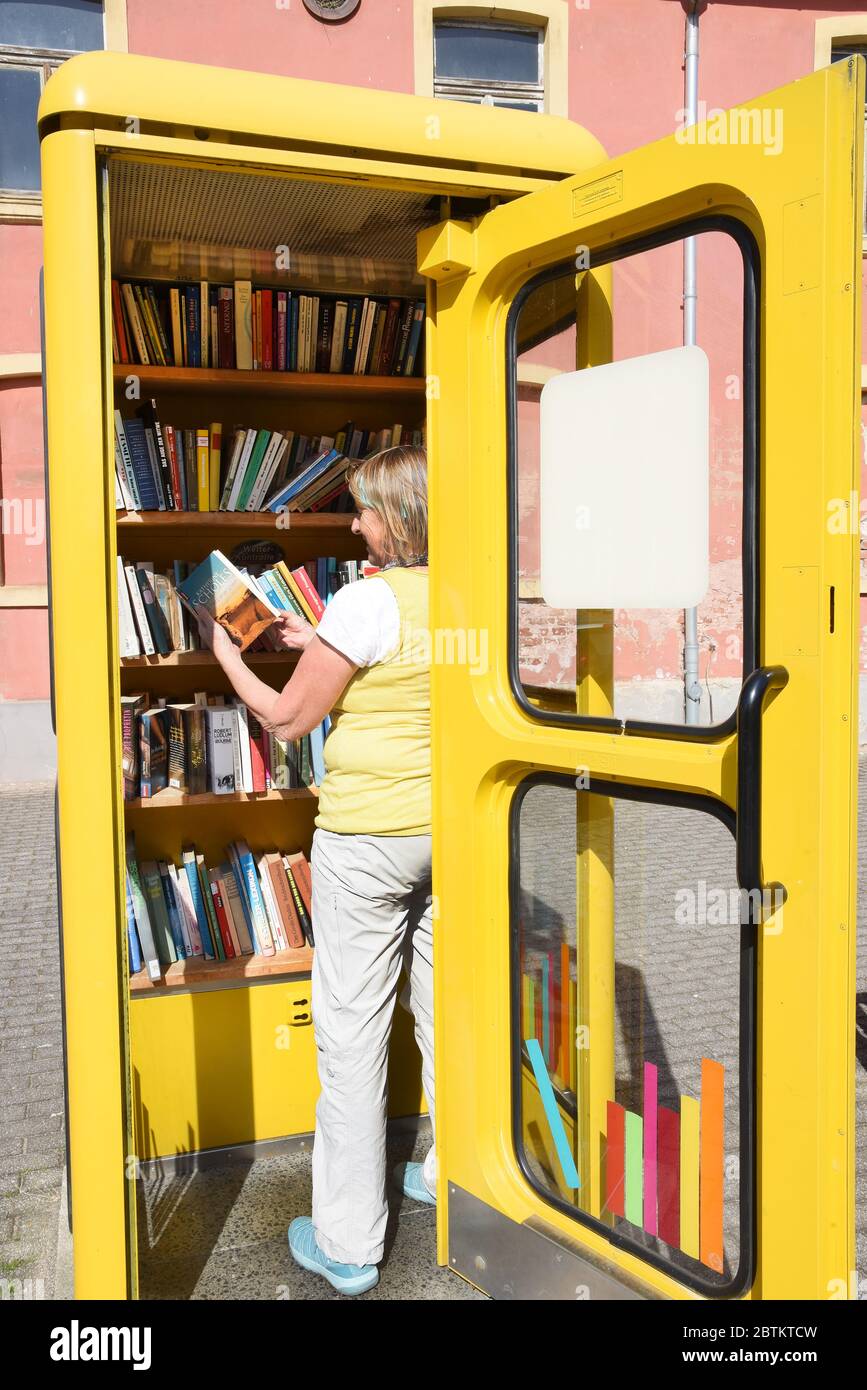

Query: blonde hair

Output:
[348, 445, 427, 564]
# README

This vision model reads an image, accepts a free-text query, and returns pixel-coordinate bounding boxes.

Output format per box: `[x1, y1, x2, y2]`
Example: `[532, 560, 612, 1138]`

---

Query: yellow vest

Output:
[315, 568, 431, 836]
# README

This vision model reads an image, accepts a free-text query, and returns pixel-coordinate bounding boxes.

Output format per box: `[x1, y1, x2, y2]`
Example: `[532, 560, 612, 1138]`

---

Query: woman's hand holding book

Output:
[272, 613, 315, 651]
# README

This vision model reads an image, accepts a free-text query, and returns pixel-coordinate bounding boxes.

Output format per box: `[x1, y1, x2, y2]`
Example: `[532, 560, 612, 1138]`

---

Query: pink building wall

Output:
[1, 0, 865, 703]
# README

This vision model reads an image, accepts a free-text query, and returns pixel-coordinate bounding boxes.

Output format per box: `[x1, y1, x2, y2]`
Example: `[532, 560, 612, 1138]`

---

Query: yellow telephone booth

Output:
[40, 50, 860, 1301]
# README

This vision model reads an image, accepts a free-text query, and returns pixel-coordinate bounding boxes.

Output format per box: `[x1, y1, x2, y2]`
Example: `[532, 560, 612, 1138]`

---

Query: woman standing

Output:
[196, 446, 434, 1297]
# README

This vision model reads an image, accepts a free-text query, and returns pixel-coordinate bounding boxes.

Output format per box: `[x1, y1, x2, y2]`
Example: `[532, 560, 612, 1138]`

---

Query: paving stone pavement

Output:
[0, 781, 65, 1301]
[0, 767, 865, 1299]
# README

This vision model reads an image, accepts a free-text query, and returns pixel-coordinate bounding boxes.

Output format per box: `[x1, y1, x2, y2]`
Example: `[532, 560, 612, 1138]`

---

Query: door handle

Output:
[736, 665, 789, 905]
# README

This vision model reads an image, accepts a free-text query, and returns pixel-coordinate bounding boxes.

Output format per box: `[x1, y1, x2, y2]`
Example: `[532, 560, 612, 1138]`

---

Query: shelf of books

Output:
[115, 268, 427, 1000]
[89, 146, 430, 1170]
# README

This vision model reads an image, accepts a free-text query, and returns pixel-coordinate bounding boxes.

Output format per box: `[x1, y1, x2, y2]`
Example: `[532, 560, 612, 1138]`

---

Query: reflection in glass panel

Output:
[513, 232, 745, 728]
[0, 67, 42, 191]
[434, 23, 540, 84]
[514, 780, 745, 1291]
[0, 1, 104, 52]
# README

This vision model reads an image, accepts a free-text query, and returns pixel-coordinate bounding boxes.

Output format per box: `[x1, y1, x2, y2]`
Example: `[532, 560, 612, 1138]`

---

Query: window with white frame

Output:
[831, 41, 867, 237]
[433, 18, 544, 112]
[0, 1, 105, 198]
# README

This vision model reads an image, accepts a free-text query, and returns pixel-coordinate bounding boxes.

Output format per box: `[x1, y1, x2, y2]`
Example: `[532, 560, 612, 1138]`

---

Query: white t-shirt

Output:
[314, 577, 400, 667]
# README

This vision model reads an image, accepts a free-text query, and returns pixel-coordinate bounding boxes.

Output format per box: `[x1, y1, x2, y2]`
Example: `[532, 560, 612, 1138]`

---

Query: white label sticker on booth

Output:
[539, 345, 709, 610]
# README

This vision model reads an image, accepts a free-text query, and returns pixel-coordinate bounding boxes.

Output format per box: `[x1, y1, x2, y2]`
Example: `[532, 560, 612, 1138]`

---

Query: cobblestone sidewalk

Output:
[0, 782, 66, 1300]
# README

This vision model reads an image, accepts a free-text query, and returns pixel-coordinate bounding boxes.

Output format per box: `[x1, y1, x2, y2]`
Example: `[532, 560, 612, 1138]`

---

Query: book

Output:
[139, 708, 168, 798]
[208, 872, 236, 959]
[284, 853, 314, 947]
[196, 852, 225, 960]
[234, 280, 253, 369]
[138, 400, 175, 509]
[182, 848, 216, 959]
[232, 700, 254, 793]
[264, 852, 305, 949]
[141, 861, 177, 966]
[196, 427, 210, 511]
[402, 300, 426, 376]
[209, 422, 222, 511]
[220, 866, 254, 954]
[159, 861, 188, 959]
[134, 563, 172, 656]
[117, 558, 141, 657]
[121, 418, 162, 511]
[125, 836, 161, 981]
[277, 561, 324, 623]
[256, 852, 288, 952]
[166, 704, 187, 792]
[176, 550, 279, 652]
[120, 283, 150, 364]
[226, 842, 258, 954]
[183, 704, 208, 796]
[204, 706, 237, 794]
[121, 692, 148, 800]
[124, 871, 143, 975]
[123, 563, 155, 655]
[114, 412, 140, 510]
[218, 286, 234, 366]
[170, 862, 203, 957]
[111, 281, 131, 363]
[235, 840, 275, 956]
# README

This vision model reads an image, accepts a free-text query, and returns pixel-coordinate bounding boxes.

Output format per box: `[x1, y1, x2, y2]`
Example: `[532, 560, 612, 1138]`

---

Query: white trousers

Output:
[309, 827, 436, 1266]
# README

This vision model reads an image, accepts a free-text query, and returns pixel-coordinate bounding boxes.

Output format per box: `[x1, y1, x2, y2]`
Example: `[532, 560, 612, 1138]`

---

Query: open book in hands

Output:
[176, 550, 280, 652]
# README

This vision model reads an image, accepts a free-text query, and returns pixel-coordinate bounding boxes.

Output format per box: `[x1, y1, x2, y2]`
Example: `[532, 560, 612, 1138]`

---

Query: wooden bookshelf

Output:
[113, 364, 425, 401]
[116, 509, 357, 535]
[125, 787, 317, 810]
[120, 650, 297, 668]
[129, 944, 314, 994]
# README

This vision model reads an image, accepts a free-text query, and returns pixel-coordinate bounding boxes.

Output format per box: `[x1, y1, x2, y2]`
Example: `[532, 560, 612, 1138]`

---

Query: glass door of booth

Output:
[423, 60, 862, 1299]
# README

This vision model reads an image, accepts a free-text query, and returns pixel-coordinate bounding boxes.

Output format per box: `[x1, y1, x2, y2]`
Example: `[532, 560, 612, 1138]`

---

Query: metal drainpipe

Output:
[683, 0, 703, 724]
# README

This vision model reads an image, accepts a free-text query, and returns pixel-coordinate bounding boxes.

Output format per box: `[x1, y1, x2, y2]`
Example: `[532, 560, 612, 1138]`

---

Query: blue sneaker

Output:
[394, 1161, 436, 1205]
[287, 1216, 379, 1295]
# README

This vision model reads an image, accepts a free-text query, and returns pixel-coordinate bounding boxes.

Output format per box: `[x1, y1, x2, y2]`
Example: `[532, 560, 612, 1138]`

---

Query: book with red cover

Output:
[163, 425, 184, 510]
[310, 481, 349, 513]
[261, 290, 273, 371]
[111, 280, 131, 362]
[247, 712, 268, 793]
[208, 875, 236, 958]
[290, 565, 325, 621]
[377, 298, 402, 375]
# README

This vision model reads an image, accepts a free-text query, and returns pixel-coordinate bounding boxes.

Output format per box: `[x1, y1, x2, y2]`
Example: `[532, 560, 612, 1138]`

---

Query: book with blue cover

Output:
[125, 870, 143, 975]
[265, 449, 340, 512]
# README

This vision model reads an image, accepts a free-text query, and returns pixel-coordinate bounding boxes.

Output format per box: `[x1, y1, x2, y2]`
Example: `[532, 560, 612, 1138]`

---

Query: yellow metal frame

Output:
[39, 50, 609, 1300]
[41, 46, 861, 1304]
[425, 61, 862, 1298]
